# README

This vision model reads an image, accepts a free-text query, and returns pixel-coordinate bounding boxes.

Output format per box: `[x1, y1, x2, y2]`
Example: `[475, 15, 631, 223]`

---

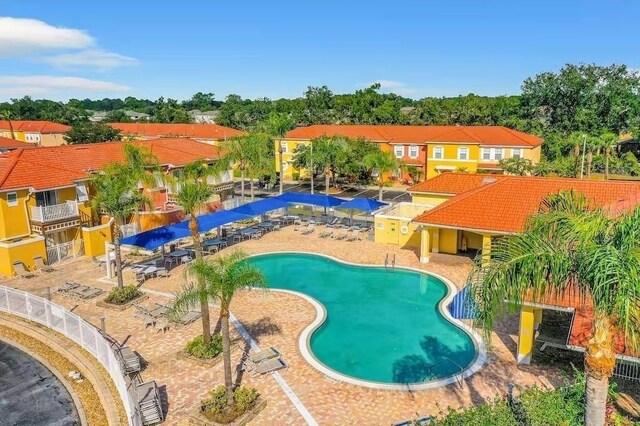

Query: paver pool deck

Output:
[1, 226, 569, 425]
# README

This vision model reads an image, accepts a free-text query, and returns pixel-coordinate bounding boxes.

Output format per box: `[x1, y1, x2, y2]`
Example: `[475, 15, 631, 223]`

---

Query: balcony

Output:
[31, 200, 79, 223]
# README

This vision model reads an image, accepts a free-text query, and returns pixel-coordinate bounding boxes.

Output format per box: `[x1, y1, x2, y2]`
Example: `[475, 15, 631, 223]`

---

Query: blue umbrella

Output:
[172, 209, 251, 233]
[230, 197, 291, 217]
[276, 192, 346, 208]
[120, 224, 192, 250]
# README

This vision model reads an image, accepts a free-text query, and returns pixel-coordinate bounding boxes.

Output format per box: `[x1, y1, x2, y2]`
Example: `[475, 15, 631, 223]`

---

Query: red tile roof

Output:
[0, 138, 226, 191]
[109, 123, 244, 140]
[0, 120, 70, 133]
[0, 136, 32, 149]
[413, 174, 640, 234]
[408, 172, 508, 195]
[285, 125, 543, 147]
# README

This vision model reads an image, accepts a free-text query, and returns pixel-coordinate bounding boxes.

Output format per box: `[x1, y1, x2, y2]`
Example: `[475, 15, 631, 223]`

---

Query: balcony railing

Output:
[31, 200, 79, 223]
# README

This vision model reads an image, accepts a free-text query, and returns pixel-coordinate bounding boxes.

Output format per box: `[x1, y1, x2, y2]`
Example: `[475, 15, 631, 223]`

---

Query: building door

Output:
[387, 219, 399, 245]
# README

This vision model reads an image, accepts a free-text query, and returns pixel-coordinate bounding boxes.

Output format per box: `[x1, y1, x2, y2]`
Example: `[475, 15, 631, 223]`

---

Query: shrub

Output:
[105, 285, 141, 305]
[201, 385, 260, 423]
[185, 334, 223, 359]
[432, 399, 517, 426]
[292, 171, 300, 181]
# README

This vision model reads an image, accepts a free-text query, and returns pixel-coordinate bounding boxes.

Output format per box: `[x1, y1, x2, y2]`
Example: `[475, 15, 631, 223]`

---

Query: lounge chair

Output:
[332, 230, 349, 240]
[156, 268, 169, 278]
[117, 346, 141, 374]
[57, 282, 80, 293]
[325, 217, 340, 228]
[319, 230, 333, 238]
[250, 357, 287, 377]
[33, 256, 54, 273]
[13, 261, 35, 278]
[248, 347, 279, 364]
[345, 231, 360, 242]
[136, 380, 164, 425]
[173, 310, 201, 326]
[301, 224, 315, 235]
[71, 285, 103, 300]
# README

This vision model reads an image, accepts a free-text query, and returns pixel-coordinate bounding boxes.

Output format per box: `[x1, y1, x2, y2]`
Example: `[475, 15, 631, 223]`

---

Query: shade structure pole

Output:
[310, 141, 314, 195]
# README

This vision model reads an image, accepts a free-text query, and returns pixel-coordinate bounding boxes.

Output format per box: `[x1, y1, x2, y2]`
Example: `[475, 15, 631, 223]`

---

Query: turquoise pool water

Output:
[250, 253, 477, 385]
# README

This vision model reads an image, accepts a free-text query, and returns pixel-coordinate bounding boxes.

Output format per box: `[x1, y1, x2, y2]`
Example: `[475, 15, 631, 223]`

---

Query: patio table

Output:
[167, 250, 189, 258]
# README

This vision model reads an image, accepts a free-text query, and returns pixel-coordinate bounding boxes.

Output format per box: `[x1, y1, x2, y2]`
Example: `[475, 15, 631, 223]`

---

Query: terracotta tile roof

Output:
[285, 125, 543, 147]
[108, 123, 244, 140]
[413, 174, 640, 233]
[408, 172, 508, 194]
[0, 138, 226, 191]
[0, 120, 70, 133]
[0, 136, 32, 149]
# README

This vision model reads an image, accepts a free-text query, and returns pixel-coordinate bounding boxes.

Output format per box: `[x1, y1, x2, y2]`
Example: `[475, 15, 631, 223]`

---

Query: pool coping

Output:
[249, 251, 487, 391]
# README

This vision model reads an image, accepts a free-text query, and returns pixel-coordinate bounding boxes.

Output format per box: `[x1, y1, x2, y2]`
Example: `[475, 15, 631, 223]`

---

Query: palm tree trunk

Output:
[378, 179, 384, 201]
[189, 214, 211, 344]
[587, 152, 593, 178]
[605, 149, 610, 180]
[220, 306, 234, 405]
[250, 178, 255, 201]
[325, 164, 330, 195]
[113, 219, 124, 289]
[584, 315, 616, 426]
[278, 145, 284, 195]
[240, 169, 246, 202]
[7, 120, 15, 140]
[134, 210, 142, 234]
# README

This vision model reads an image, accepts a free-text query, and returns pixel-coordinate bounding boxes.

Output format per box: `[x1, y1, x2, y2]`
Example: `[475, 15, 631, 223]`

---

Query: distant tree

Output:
[293, 136, 346, 192]
[182, 92, 219, 111]
[499, 157, 534, 176]
[104, 110, 132, 123]
[152, 97, 191, 123]
[64, 122, 122, 144]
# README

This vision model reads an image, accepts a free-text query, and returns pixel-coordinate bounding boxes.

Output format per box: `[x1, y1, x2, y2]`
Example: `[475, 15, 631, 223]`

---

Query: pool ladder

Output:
[422, 358, 465, 388]
[384, 254, 396, 271]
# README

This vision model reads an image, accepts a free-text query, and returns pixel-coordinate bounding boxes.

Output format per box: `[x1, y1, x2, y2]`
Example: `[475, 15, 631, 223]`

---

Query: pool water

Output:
[250, 253, 477, 385]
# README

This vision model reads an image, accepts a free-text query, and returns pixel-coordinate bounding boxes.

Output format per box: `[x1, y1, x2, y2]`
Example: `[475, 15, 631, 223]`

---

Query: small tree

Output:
[122, 145, 160, 232]
[293, 136, 346, 194]
[220, 136, 249, 201]
[599, 132, 619, 180]
[243, 132, 276, 201]
[174, 252, 266, 405]
[64, 121, 122, 144]
[499, 156, 534, 176]
[363, 149, 400, 200]
[257, 112, 295, 194]
[91, 162, 150, 288]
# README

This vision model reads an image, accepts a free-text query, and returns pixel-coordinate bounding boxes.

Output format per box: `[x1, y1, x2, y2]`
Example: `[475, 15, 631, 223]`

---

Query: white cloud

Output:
[0, 76, 131, 97]
[42, 49, 138, 70]
[366, 80, 417, 96]
[0, 17, 93, 55]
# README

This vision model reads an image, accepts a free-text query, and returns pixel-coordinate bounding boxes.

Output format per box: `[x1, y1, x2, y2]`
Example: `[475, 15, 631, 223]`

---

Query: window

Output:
[7, 192, 18, 206]
[433, 146, 443, 159]
[409, 145, 419, 159]
[279, 141, 288, 154]
[394, 145, 404, 158]
[35, 190, 57, 207]
[494, 148, 503, 161]
[512, 148, 522, 158]
[458, 147, 469, 160]
[482, 148, 491, 160]
[75, 183, 89, 202]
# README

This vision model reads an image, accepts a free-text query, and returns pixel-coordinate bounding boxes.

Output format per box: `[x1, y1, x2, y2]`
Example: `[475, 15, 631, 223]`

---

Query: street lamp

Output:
[310, 140, 314, 195]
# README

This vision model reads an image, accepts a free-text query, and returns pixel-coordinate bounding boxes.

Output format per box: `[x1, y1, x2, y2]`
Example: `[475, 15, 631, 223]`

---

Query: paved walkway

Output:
[1, 227, 570, 425]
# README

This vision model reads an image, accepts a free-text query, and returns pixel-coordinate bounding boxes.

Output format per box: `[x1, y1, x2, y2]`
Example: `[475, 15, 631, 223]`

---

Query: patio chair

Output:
[247, 347, 280, 364]
[116, 346, 141, 375]
[332, 230, 349, 240]
[12, 261, 35, 278]
[155, 318, 170, 333]
[180, 255, 192, 264]
[345, 231, 359, 242]
[163, 256, 176, 270]
[136, 380, 164, 425]
[301, 224, 315, 235]
[173, 310, 201, 326]
[249, 357, 287, 377]
[135, 273, 146, 284]
[57, 282, 80, 294]
[319, 229, 333, 238]
[33, 256, 54, 273]
[72, 286, 103, 300]
[156, 268, 169, 278]
[250, 232, 262, 240]
[326, 217, 341, 228]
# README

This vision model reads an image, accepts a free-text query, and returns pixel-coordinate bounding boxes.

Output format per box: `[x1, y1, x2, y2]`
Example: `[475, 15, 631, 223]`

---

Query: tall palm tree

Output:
[600, 132, 619, 180]
[173, 251, 266, 405]
[171, 159, 216, 343]
[243, 132, 276, 201]
[122, 144, 160, 233]
[0, 110, 16, 140]
[468, 191, 640, 426]
[363, 149, 400, 201]
[258, 112, 295, 195]
[220, 136, 249, 202]
[91, 162, 151, 288]
[293, 136, 345, 194]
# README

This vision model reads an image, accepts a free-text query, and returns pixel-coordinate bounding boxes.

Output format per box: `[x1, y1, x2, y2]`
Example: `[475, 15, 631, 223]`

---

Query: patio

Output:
[0, 226, 575, 425]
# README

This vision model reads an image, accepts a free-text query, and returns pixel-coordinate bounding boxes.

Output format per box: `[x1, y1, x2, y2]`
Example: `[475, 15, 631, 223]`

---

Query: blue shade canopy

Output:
[172, 210, 251, 233]
[230, 197, 290, 217]
[336, 197, 387, 212]
[276, 192, 346, 207]
[120, 225, 191, 250]
[449, 285, 478, 320]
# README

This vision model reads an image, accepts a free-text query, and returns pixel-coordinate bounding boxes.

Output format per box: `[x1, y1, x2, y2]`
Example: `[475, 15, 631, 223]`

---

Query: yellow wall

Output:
[439, 228, 458, 254]
[461, 230, 483, 250]
[426, 144, 480, 179]
[275, 138, 309, 179]
[374, 216, 427, 250]
[0, 189, 32, 240]
[524, 145, 542, 164]
[82, 221, 113, 258]
[410, 193, 452, 206]
[0, 236, 47, 276]
[40, 133, 66, 147]
[0, 129, 26, 141]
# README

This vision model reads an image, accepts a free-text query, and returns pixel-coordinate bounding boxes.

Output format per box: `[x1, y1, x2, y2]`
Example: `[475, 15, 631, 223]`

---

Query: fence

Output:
[46, 239, 85, 265]
[613, 358, 640, 381]
[0, 286, 142, 426]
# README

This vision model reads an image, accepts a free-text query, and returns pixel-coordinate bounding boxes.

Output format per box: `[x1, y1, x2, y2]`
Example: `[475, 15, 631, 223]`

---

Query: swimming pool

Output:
[250, 253, 483, 389]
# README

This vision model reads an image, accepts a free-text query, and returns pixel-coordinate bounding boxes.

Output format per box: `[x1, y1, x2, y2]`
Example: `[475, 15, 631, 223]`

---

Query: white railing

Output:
[120, 224, 139, 238]
[0, 286, 142, 426]
[31, 200, 79, 222]
[46, 240, 84, 265]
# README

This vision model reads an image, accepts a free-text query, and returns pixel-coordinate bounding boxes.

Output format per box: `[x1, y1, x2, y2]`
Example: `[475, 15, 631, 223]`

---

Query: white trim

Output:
[7, 191, 18, 206]
[411, 222, 514, 236]
[408, 144, 419, 159]
[428, 158, 476, 163]
[511, 148, 522, 158]
[432, 146, 444, 160]
[457, 146, 469, 160]
[394, 145, 405, 158]
[249, 251, 486, 391]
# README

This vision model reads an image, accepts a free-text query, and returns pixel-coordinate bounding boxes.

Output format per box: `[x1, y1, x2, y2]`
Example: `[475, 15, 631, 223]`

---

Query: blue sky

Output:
[1, 1, 638, 101]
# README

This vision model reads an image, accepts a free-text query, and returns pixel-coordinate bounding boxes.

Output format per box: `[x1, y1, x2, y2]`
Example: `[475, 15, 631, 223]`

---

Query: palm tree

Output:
[122, 144, 160, 233]
[243, 132, 276, 201]
[91, 162, 151, 288]
[293, 136, 345, 194]
[0, 110, 16, 140]
[258, 112, 295, 195]
[171, 160, 216, 343]
[468, 191, 640, 426]
[600, 132, 619, 180]
[173, 251, 266, 405]
[363, 149, 400, 201]
[221, 136, 249, 201]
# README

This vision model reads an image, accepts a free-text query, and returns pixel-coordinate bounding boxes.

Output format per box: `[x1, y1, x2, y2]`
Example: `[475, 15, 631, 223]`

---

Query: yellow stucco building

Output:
[0, 120, 70, 147]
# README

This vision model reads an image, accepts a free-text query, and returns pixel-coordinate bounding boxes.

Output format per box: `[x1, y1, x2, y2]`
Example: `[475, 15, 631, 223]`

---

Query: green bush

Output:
[292, 171, 300, 181]
[105, 285, 142, 305]
[432, 399, 516, 426]
[185, 334, 223, 359]
[233, 169, 242, 178]
[201, 385, 260, 423]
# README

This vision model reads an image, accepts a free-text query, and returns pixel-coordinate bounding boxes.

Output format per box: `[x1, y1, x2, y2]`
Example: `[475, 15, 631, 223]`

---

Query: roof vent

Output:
[482, 177, 497, 184]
